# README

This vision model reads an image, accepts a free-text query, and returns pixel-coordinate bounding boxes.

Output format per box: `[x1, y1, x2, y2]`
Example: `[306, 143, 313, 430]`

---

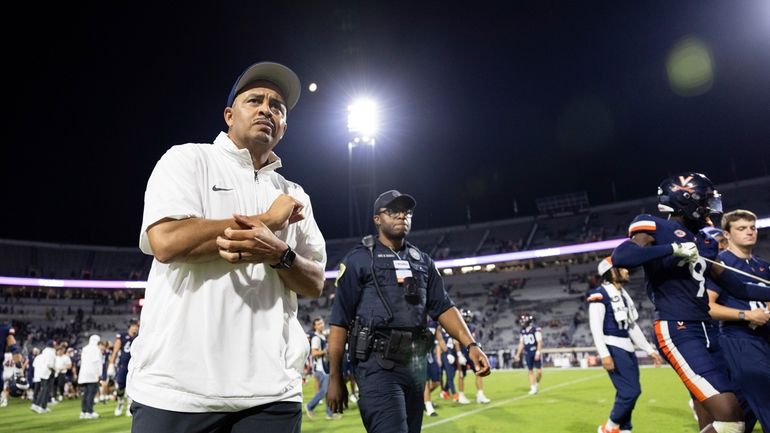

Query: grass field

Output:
[0, 366, 701, 433]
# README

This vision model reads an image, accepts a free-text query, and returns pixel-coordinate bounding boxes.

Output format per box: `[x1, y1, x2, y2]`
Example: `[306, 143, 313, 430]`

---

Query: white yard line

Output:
[422, 371, 606, 429]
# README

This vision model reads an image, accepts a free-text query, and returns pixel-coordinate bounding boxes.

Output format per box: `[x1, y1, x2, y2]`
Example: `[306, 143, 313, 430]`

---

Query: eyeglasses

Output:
[379, 208, 413, 218]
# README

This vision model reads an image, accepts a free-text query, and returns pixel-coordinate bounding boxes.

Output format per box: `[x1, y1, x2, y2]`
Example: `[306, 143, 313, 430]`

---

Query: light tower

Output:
[347, 98, 378, 237]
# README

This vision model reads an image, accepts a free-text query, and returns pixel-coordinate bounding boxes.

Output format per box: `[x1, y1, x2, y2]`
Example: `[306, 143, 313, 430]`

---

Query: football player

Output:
[98, 340, 112, 404]
[0, 322, 21, 408]
[455, 310, 491, 404]
[513, 313, 542, 395]
[611, 173, 770, 433]
[438, 326, 460, 402]
[424, 320, 446, 416]
[109, 318, 139, 416]
[705, 210, 770, 431]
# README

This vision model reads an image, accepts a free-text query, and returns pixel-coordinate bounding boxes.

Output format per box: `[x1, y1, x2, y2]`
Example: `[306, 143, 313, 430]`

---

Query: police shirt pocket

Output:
[373, 262, 397, 287]
[410, 264, 429, 287]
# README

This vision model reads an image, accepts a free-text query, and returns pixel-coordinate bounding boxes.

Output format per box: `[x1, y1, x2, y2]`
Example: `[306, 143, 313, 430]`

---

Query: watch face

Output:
[284, 248, 296, 267]
[270, 247, 295, 269]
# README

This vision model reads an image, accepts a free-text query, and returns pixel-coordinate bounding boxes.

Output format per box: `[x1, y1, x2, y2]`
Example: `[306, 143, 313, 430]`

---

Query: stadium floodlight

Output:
[347, 98, 378, 138]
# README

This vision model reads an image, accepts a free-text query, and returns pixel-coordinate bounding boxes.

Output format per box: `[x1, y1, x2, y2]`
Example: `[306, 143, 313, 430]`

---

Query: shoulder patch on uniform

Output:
[409, 247, 421, 261]
[334, 263, 346, 287]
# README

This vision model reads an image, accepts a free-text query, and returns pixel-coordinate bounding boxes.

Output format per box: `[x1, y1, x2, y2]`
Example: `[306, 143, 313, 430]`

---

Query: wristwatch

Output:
[466, 342, 482, 352]
[738, 311, 746, 321]
[270, 246, 296, 269]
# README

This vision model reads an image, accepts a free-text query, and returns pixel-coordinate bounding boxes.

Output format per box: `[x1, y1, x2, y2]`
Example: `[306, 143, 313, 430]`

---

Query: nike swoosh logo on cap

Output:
[212, 185, 234, 191]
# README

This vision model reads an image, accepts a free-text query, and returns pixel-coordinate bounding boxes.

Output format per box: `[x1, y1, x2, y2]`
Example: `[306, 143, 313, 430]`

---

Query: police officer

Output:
[326, 190, 491, 433]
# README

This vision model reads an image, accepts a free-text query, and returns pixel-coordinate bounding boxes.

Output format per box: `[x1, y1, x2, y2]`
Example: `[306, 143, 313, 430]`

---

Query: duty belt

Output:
[371, 328, 432, 364]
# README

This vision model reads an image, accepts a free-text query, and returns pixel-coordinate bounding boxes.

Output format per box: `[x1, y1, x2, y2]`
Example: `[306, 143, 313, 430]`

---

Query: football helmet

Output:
[14, 374, 30, 391]
[657, 173, 722, 225]
[518, 314, 533, 328]
[461, 309, 474, 323]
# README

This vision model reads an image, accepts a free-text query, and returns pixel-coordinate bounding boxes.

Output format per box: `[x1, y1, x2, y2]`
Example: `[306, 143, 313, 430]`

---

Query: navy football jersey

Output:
[116, 332, 135, 367]
[441, 329, 457, 354]
[102, 347, 112, 374]
[710, 249, 770, 339]
[586, 285, 631, 338]
[459, 323, 477, 357]
[627, 214, 711, 321]
[519, 325, 541, 353]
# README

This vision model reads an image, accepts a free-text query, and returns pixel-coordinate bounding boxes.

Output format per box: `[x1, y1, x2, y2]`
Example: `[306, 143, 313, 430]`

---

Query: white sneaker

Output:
[476, 394, 491, 404]
[349, 393, 358, 405]
[457, 394, 471, 404]
[426, 408, 438, 417]
[528, 387, 537, 395]
[80, 412, 87, 419]
[0, 398, 7, 408]
[88, 412, 100, 419]
[114, 400, 124, 416]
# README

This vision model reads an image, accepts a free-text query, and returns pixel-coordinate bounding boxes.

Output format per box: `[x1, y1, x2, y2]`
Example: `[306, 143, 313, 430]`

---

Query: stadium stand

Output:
[1, 176, 768, 361]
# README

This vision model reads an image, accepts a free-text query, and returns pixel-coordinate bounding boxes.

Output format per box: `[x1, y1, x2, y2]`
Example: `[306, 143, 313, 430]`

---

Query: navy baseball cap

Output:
[373, 190, 417, 214]
[225, 61, 301, 110]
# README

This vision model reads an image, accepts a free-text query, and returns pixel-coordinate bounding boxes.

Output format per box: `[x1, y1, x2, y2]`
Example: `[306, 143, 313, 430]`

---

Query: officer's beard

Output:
[379, 223, 409, 244]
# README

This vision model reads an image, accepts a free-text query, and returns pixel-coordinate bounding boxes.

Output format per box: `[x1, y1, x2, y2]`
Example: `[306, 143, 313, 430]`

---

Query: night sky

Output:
[3, 1, 769, 247]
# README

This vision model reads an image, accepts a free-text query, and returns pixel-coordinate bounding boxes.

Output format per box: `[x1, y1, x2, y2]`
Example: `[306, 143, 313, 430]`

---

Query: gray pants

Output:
[81, 383, 98, 413]
[33, 377, 53, 408]
[130, 400, 302, 433]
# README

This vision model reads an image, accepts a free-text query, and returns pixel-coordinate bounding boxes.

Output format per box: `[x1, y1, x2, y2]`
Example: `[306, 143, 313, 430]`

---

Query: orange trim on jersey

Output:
[653, 321, 708, 402]
[586, 293, 604, 302]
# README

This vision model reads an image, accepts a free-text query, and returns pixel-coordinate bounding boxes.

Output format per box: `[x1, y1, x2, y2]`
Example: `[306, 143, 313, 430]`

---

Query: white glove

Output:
[447, 354, 456, 365]
[457, 352, 467, 366]
[671, 242, 698, 265]
[107, 363, 116, 378]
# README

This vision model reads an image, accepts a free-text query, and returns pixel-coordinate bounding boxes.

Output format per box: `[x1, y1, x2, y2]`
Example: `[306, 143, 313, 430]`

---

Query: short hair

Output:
[312, 317, 324, 327]
[721, 209, 757, 231]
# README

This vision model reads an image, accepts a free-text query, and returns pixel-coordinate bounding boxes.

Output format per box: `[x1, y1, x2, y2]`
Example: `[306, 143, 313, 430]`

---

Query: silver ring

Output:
[238, 251, 242, 261]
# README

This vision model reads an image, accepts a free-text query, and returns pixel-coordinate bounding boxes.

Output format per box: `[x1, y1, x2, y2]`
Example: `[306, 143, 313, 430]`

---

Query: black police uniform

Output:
[329, 238, 455, 433]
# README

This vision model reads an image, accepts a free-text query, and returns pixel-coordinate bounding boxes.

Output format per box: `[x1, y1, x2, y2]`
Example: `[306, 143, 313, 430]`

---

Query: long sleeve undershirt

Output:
[588, 303, 610, 358]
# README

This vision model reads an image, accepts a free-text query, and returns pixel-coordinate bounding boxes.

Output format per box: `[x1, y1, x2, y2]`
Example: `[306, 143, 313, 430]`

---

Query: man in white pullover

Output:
[30, 340, 56, 414]
[128, 61, 326, 433]
[78, 335, 103, 419]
